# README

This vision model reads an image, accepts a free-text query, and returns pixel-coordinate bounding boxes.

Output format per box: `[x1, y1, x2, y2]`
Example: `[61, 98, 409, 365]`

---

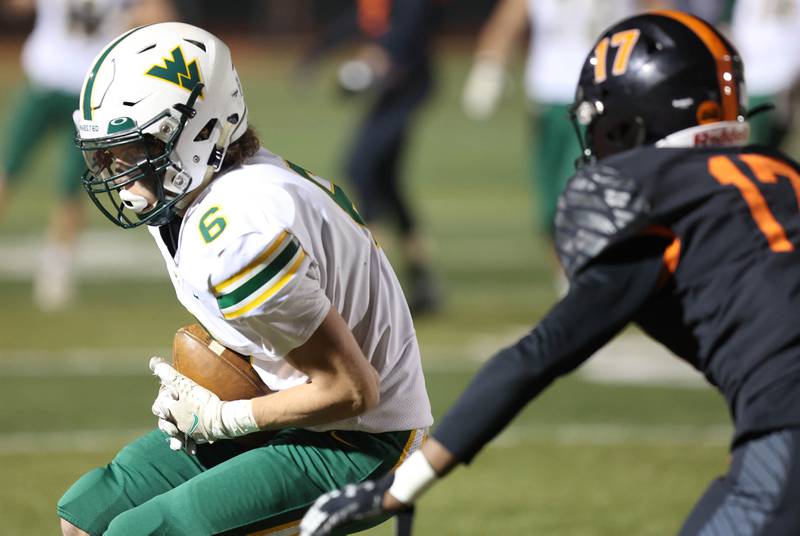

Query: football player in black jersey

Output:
[300, 10, 800, 536]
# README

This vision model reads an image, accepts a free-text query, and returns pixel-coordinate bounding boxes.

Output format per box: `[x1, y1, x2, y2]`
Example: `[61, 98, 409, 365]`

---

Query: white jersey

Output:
[22, 0, 133, 93]
[524, 0, 639, 103]
[148, 148, 433, 434]
[731, 0, 800, 95]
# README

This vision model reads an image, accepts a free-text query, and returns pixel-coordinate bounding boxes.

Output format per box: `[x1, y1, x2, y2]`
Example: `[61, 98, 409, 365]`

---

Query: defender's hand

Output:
[300, 473, 408, 536]
[149, 357, 258, 444]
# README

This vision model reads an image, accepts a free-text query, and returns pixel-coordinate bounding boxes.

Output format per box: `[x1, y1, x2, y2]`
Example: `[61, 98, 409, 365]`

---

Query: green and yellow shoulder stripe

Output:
[212, 230, 307, 320]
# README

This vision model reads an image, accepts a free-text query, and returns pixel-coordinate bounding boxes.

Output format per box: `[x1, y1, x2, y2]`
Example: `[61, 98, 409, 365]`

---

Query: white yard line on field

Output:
[581, 334, 706, 387]
[493, 423, 731, 448]
[424, 330, 708, 388]
[0, 332, 709, 388]
[0, 429, 152, 455]
[0, 348, 170, 376]
[0, 422, 730, 456]
[0, 231, 164, 280]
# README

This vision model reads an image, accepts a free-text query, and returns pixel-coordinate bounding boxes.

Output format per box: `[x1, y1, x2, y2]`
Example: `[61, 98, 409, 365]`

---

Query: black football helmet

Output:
[571, 10, 749, 162]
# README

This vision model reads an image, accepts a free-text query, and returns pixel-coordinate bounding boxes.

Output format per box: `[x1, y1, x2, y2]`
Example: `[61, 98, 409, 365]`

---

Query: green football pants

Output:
[528, 102, 582, 235]
[748, 93, 792, 149]
[58, 427, 423, 535]
[1, 82, 85, 198]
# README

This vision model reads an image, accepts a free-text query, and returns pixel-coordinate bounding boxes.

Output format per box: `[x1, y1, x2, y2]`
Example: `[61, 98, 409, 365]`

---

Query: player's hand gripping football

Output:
[149, 357, 259, 450]
[299, 473, 413, 536]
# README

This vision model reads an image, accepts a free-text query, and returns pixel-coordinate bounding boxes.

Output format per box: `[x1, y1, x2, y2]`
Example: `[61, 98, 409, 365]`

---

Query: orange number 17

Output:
[593, 29, 641, 83]
[708, 154, 800, 252]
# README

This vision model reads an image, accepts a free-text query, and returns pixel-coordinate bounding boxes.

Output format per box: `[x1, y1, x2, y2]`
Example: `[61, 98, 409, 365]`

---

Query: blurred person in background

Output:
[672, 0, 800, 150]
[731, 0, 800, 149]
[302, 10, 800, 535]
[462, 0, 648, 290]
[671, 0, 732, 23]
[58, 21, 432, 536]
[0, 0, 175, 311]
[302, 0, 445, 316]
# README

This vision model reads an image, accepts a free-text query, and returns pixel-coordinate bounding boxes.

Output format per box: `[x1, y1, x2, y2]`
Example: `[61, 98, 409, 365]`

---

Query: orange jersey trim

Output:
[662, 237, 682, 273]
[644, 225, 682, 276]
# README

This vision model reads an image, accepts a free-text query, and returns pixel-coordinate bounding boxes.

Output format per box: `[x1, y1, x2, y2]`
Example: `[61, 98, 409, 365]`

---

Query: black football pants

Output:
[680, 428, 800, 535]
[345, 62, 431, 236]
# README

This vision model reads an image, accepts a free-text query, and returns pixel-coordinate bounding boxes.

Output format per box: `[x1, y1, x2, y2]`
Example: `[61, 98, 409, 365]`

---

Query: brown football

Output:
[172, 323, 276, 445]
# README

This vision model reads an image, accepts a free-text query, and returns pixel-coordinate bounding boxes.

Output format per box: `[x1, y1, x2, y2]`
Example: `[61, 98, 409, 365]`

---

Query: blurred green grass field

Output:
[0, 40, 735, 534]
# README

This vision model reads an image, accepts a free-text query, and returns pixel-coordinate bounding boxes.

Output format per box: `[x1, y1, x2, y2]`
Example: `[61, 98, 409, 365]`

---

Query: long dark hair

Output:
[220, 126, 261, 172]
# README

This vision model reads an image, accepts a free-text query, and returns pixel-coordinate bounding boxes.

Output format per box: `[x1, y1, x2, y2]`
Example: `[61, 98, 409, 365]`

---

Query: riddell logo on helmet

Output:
[694, 127, 748, 147]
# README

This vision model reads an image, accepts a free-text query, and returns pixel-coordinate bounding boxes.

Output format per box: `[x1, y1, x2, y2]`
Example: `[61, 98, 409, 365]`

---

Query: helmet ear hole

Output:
[194, 119, 218, 142]
[590, 115, 647, 159]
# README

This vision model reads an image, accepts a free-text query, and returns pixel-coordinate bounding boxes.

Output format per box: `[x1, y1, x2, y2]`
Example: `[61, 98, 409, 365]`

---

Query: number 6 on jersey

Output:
[199, 206, 227, 243]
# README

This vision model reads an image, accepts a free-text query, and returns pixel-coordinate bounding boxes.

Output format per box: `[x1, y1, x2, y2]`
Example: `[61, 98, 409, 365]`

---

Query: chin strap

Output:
[655, 121, 750, 149]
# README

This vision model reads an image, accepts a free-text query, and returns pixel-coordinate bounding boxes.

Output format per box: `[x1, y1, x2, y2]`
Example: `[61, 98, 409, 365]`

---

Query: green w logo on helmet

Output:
[146, 46, 204, 97]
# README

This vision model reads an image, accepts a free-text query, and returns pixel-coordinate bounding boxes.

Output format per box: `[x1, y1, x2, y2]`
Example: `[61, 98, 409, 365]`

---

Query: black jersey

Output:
[433, 144, 800, 463]
[557, 145, 800, 443]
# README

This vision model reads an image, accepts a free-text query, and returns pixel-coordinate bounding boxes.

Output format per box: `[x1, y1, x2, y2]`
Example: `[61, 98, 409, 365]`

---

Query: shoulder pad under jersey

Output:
[554, 163, 650, 278]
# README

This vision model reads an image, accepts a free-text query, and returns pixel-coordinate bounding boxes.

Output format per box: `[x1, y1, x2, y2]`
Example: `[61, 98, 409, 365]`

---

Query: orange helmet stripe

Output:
[652, 10, 739, 121]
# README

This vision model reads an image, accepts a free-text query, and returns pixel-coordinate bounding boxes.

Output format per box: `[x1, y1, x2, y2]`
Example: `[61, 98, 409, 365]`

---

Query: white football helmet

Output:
[74, 22, 248, 227]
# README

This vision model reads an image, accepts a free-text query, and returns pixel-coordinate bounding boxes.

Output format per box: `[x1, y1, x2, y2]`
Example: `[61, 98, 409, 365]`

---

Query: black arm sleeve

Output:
[432, 242, 668, 464]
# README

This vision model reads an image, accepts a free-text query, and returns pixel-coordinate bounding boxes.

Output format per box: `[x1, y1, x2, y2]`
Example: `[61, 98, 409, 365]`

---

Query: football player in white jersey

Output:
[462, 0, 647, 289]
[58, 22, 433, 536]
[0, 0, 174, 311]
[731, 0, 800, 148]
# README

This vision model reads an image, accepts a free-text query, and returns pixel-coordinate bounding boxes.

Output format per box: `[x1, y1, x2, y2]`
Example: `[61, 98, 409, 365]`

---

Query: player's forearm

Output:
[473, 0, 528, 64]
[433, 256, 664, 463]
[249, 368, 379, 429]
[431, 328, 563, 462]
[419, 437, 457, 475]
[247, 305, 380, 429]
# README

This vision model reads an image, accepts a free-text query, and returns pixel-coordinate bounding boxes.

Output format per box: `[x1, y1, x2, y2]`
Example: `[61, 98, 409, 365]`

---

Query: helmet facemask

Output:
[78, 84, 203, 228]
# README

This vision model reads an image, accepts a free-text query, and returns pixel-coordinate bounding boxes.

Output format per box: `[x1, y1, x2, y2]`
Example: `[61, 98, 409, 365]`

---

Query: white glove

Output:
[160, 417, 198, 454]
[152, 384, 198, 453]
[149, 357, 259, 445]
[462, 58, 506, 120]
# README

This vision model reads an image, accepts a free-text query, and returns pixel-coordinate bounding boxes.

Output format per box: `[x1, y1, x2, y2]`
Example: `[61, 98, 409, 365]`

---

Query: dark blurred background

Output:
[0, 0, 497, 35]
